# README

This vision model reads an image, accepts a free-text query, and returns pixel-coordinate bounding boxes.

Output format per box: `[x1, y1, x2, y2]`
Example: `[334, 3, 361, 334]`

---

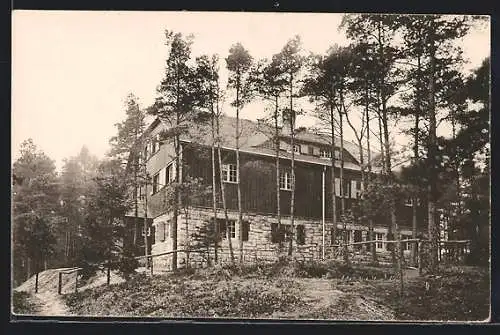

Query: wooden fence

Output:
[36, 239, 470, 294]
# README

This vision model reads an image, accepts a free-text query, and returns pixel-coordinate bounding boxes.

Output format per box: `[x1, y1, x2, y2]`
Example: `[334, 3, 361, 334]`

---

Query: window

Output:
[137, 186, 145, 200]
[308, 146, 314, 155]
[143, 146, 149, 161]
[351, 180, 361, 199]
[331, 228, 338, 245]
[166, 162, 175, 184]
[280, 170, 294, 191]
[320, 149, 331, 159]
[222, 220, 236, 239]
[339, 229, 351, 244]
[152, 173, 160, 194]
[376, 233, 384, 249]
[334, 149, 341, 159]
[343, 180, 351, 199]
[222, 164, 238, 183]
[293, 144, 301, 154]
[271, 223, 291, 243]
[402, 235, 411, 250]
[151, 134, 161, 155]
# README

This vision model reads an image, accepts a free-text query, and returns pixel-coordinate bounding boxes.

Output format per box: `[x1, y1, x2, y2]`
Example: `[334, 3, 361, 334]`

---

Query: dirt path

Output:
[272, 278, 396, 320]
[32, 291, 73, 317]
[16, 268, 125, 317]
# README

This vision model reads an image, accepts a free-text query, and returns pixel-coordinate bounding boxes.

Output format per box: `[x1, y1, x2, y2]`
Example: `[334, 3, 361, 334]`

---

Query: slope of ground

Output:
[335, 265, 489, 321]
[13, 268, 125, 317]
[63, 263, 399, 319]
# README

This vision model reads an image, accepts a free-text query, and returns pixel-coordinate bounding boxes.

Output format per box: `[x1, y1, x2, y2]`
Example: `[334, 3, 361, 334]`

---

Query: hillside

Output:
[59, 262, 489, 321]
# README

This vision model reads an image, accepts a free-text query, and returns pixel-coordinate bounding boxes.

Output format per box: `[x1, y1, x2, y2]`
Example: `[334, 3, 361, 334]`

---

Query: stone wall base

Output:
[151, 207, 419, 270]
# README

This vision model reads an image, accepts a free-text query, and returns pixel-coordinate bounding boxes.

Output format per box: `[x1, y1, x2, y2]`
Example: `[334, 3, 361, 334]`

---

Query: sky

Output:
[12, 11, 490, 171]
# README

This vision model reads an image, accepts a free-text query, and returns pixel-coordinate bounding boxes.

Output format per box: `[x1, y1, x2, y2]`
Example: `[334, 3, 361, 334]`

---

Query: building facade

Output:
[129, 114, 426, 269]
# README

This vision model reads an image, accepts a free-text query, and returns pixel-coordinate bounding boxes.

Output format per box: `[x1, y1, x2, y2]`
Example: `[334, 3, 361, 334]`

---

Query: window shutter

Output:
[335, 178, 341, 196]
[159, 167, 166, 189]
[172, 161, 177, 182]
[147, 142, 152, 156]
[242, 221, 250, 241]
[351, 180, 357, 198]
[271, 223, 278, 243]
[297, 225, 305, 245]
[157, 222, 165, 242]
[150, 225, 156, 245]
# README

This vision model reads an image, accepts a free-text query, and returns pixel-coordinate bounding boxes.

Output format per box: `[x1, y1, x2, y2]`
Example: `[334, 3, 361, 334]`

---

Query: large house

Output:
[126, 113, 426, 269]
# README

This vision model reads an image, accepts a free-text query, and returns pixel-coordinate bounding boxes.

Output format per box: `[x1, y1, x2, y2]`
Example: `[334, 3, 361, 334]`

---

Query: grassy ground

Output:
[335, 265, 490, 321]
[61, 261, 489, 321]
[12, 291, 40, 315]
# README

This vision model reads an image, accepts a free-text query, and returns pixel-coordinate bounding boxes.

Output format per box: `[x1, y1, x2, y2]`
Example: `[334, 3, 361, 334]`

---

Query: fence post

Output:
[35, 272, 39, 293]
[107, 262, 111, 285]
[58, 272, 62, 295]
[75, 271, 78, 293]
[417, 241, 423, 276]
[150, 256, 154, 276]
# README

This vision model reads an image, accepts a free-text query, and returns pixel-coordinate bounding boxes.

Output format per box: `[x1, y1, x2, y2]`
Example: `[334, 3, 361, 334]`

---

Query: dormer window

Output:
[151, 134, 161, 155]
[320, 149, 331, 159]
[320, 148, 341, 159]
[293, 144, 301, 154]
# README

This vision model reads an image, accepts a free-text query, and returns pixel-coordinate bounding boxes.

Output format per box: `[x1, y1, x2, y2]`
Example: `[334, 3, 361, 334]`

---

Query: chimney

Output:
[282, 109, 295, 135]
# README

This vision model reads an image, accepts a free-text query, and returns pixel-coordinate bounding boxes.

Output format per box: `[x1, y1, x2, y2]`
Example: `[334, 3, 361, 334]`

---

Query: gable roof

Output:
[145, 114, 381, 172]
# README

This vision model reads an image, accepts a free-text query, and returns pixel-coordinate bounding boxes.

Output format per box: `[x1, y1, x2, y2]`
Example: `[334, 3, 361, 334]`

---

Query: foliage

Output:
[108, 93, 146, 165]
[77, 159, 132, 272]
[114, 248, 140, 279]
[12, 139, 59, 284]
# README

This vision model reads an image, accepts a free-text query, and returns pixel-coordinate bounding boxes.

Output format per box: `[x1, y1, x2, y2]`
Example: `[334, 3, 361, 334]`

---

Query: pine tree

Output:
[12, 139, 59, 283]
[109, 93, 146, 248]
[149, 31, 200, 271]
[226, 42, 254, 264]
[274, 36, 304, 257]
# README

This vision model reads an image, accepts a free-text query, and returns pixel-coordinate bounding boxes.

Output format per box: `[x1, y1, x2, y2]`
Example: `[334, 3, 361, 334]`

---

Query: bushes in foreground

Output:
[190, 259, 396, 281]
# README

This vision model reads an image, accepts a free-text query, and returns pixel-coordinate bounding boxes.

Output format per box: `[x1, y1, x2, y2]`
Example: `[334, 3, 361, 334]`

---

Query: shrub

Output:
[115, 250, 139, 279]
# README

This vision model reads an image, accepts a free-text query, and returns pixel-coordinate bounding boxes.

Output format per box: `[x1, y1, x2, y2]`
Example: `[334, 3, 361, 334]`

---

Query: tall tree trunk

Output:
[143, 164, 150, 269]
[329, 103, 337, 255]
[172, 136, 180, 271]
[338, 97, 348, 266]
[211, 109, 218, 263]
[288, 73, 295, 256]
[184, 207, 190, 267]
[365, 83, 377, 263]
[377, 22, 400, 279]
[236, 76, 244, 264]
[133, 128, 139, 249]
[26, 257, 31, 281]
[427, 34, 439, 273]
[411, 54, 422, 267]
[171, 63, 181, 272]
[274, 95, 282, 254]
[217, 116, 235, 264]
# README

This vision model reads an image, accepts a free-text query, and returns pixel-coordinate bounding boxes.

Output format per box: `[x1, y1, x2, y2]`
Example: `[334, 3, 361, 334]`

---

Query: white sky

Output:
[12, 11, 490, 171]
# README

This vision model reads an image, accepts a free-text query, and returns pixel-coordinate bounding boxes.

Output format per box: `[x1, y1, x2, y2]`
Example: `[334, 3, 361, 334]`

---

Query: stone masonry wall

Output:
[151, 207, 417, 270]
